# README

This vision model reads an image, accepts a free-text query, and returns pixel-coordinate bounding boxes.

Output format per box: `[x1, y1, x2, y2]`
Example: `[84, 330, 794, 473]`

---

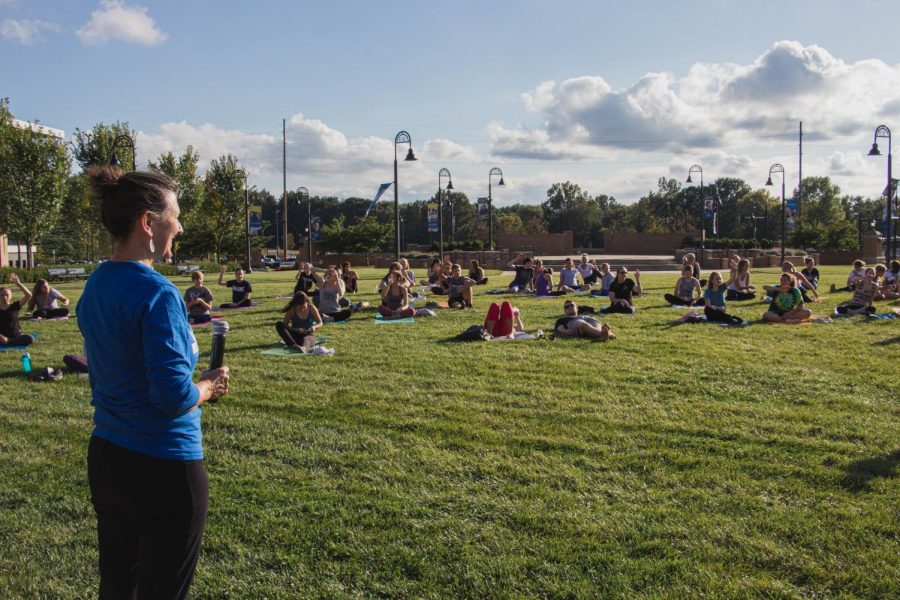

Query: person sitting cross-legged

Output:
[275, 292, 323, 353]
[762, 273, 812, 323]
[183, 270, 213, 324]
[217, 265, 253, 308]
[28, 278, 70, 319]
[443, 263, 475, 308]
[601, 267, 642, 314]
[554, 300, 615, 341]
[704, 271, 745, 325]
[835, 268, 879, 315]
[0, 273, 35, 348]
[664, 264, 702, 306]
[379, 269, 416, 319]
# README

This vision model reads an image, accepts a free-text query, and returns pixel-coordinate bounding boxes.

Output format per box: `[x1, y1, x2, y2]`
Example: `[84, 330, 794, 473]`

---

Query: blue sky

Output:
[4, 0, 900, 206]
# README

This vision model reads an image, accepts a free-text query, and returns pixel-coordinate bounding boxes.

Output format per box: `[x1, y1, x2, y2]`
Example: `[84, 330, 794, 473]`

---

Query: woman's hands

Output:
[199, 366, 229, 403]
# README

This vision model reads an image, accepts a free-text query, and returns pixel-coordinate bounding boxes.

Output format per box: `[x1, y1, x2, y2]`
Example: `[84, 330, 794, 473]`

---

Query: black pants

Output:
[601, 303, 635, 314]
[704, 305, 743, 325]
[33, 307, 69, 319]
[0, 333, 34, 347]
[220, 298, 252, 309]
[323, 309, 353, 321]
[726, 289, 756, 301]
[188, 313, 212, 324]
[88, 436, 208, 600]
[836, 303, 875, 315]
[664, 293, 700, 306]
[275, 321, 313, 346]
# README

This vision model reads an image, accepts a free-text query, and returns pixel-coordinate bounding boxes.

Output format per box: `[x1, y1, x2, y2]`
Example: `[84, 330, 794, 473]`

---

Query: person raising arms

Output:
[704, 271, 745, 325]
[379, 268, 416, 319]
[217, 265, 253, 308]
[601, 267, 642, 314]
[0, 273, 35, 348]
[506, 253, 534, 293]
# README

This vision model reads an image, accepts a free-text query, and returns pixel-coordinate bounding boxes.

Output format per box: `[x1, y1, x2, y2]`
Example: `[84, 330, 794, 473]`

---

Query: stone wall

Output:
[604, 232, 698, 255]
[496, 231, 574, 255]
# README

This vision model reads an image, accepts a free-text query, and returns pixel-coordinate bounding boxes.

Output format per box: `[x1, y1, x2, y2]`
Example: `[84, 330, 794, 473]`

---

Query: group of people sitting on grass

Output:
[0, 274, 73, 348]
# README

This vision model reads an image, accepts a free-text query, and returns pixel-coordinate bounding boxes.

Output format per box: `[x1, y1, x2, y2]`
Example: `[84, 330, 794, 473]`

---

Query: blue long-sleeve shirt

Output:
[78, 261, 202, 460]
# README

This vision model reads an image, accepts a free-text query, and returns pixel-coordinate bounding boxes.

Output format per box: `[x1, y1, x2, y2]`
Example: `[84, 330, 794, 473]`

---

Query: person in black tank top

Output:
[275, 292, 323, 352]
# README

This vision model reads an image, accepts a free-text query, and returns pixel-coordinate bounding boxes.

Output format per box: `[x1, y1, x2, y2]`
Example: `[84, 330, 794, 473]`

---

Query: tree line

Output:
[1, 98, 887, 267]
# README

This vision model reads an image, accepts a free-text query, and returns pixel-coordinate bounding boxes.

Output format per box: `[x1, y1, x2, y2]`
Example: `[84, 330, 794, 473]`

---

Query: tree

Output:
[149, 146, 203, 217]
[197, 155, 247, 262]
[317, 215, 391, 254]
[0, 99, 72, 268]
[796, 176, 844, 228]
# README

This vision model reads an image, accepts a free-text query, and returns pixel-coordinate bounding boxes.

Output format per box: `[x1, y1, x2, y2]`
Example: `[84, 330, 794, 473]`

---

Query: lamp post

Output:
[297, 187, 311, 263]
[438, 168, 453, 258]
[488, 167, 504, 250]
[393, 131, 417, 260]
[867, 125, 893, 261]
[686, 165, 703, 263]
[766, 163, 786, 264]
[109, 134, 136, 171]
[226, 168, 251, 272]
[275, 208, 281, 255]
[399, 216, 405, 252]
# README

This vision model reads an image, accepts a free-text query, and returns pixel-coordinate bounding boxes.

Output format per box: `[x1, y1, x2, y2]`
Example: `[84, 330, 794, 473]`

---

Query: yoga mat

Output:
[215, 303, 260, 310]
[0, 333, 39, 351]
[375, 315, 414, 324]
[261, 336, 328, 356]
[671, 304, 700, 309]
[491, 331, 536, 341]
[486, 289, 508, 295]
[868, 313, 898, 319]
[25, 315, 71, 321]
[190, 315, 223, 328]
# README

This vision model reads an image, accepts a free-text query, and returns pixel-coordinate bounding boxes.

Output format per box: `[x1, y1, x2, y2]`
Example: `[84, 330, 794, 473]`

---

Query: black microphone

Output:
[209, 320, 229, 370]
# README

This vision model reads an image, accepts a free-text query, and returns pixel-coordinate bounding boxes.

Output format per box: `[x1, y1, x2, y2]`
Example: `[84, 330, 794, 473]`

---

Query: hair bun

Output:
[87, 164, 125, 193]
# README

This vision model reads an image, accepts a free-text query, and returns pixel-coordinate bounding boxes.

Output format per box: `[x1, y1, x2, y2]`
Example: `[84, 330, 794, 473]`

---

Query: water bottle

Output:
[21, 352, 32, 374]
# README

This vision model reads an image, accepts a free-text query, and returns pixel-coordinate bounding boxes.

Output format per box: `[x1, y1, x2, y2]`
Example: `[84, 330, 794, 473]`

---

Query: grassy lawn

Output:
[1, 265, 897, 598]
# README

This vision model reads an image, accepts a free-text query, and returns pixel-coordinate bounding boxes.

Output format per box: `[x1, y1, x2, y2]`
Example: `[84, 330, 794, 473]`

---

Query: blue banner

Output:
[364, 182, 393, 217]
[786, 197, 798, 229]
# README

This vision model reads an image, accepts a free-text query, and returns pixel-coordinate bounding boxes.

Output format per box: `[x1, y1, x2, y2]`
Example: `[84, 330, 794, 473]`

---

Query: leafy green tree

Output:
[796, 177, 844, 228]
[0, 99, 72, 267]
[317, 215, 391, 254]
[149, 146, 203, 217]
[197, 155, 246, 262]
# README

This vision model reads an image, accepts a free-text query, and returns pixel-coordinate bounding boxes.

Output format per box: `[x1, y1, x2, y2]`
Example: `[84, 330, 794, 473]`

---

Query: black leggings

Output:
[323, 309, 352, 321]
[88, 436, 208, 600]
[0, 333, 34, 347]
[32, 307, 69, 319]
[220, 298, 252, 309]
[601, 303, 635, 314]
[275, 321, 314, 346]
[664, 293, 700, 306]
[726, 289, 756, 301]
[836, 304, 875, 315]
[188, 314, 212, 324]
[704, 306, 743, 325]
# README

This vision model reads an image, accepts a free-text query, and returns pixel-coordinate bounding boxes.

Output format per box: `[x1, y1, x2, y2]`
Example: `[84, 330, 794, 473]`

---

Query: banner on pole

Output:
[310, 216, 322, 240]
[703, 195, 715, 220]
[477, 197, 489, 220]
[427, 203, 439, 232]
[249, 205, 263, 236]
[364, 182, 393, 217]
[786, 197, 799, 229]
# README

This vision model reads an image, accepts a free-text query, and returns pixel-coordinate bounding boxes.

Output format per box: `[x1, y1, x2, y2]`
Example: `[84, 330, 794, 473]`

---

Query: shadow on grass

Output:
[842, 450, 900, 492]
[872, 336, 900, 346]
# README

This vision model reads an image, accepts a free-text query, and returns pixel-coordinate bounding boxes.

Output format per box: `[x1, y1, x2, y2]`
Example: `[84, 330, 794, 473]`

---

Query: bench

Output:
[47, 268, 70, 282]
[176, 265, 202, 275]
[66, 267, 87, 280]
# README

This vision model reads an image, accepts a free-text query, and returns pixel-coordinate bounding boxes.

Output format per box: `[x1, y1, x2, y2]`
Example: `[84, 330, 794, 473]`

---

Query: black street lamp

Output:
[438, 168, 453, 258]
[766, 163, 787, 264]
[488, 167, 504, 250]
[393, 131, 417, 260]
[686, 165, 704, 263]
[399, 216, 405, 252]
[109, 134, 136, 171]
[297, 187, 311, 263]
[226, 169, 251, 272]
[867, 125, 893, 261]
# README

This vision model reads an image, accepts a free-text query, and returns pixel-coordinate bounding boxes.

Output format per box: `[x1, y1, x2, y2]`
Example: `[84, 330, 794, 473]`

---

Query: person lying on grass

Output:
[482, 301, 525, 339]
[0, 273, 35, 348]
[601, 267, 642, 314]
[341, 261, 359, 294]
[762, 273, 812, 323]
[556, 257, 582, 293]
[704, 271, 745, 325]
[726, 258, 756, 301]
[276, 291, 322, 352]
[28, 278, 70, 319]
[379, 269, 416, 319]
[443, 263, 475, 309]
[664, 264, 703, 306]
[554, 300, 615, 341]
[183, 270, 213, 324]
[835, 268, 879, 315]
[218, 265, 253, 308]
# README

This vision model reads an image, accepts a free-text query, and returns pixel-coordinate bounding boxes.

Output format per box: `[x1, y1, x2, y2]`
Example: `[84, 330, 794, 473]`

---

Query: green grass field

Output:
[1, 266, 897, 598]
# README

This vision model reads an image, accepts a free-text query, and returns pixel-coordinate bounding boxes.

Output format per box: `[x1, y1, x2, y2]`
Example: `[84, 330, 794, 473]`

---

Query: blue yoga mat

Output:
[0, 332, 39, 351]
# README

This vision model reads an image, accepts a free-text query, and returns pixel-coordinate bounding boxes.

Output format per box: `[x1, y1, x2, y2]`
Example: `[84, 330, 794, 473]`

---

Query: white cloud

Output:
[1, 19, 59, 45]
[76, 0, 167, 46]
[492, 41, 900, 159]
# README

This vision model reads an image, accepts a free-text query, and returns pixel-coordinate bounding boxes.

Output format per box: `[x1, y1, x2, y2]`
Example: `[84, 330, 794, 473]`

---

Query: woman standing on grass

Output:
[276, 291, 324, 351]
[762, 273, 812, 323]
[78, 166, 229, 599]
[27, 278, 70, 319]
[0, 273, 34, 347]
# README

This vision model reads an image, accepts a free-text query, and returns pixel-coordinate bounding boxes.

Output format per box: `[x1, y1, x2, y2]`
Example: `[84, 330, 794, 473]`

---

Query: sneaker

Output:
[535, 329, 545, 340]
[417, 308, 437, 317]
[480, 329, 493, 341]
[829, 283, 836, 293]
[311, 346, 335, 355]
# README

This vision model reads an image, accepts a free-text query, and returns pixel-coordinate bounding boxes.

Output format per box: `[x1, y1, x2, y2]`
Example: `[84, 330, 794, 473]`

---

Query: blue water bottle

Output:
[21, 352, 32, 374]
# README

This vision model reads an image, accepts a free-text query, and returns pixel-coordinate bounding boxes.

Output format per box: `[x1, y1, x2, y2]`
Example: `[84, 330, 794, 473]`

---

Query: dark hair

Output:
[88, 165, 177, 240]
[891, 260, 900, 274]
[282, 291, 310, 312]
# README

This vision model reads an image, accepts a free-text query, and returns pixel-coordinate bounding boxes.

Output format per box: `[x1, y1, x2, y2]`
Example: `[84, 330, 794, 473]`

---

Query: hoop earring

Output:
[148, 238, 156, 254]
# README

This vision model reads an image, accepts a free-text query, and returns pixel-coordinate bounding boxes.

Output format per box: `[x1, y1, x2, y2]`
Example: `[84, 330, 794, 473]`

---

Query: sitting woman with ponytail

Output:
[28, 278, 70, 319]
[276, 291, 323, 351]
[78, 165, 229, 598]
